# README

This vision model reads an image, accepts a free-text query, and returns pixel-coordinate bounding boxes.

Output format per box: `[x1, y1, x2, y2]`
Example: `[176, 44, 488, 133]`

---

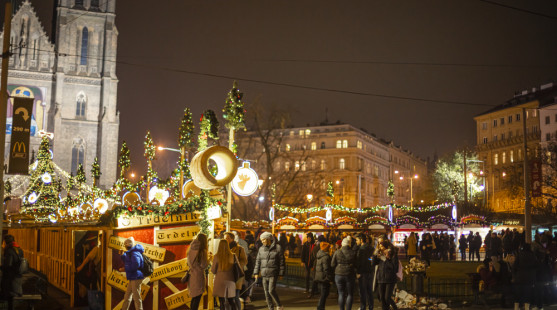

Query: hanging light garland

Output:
[273, 202, 455, 214]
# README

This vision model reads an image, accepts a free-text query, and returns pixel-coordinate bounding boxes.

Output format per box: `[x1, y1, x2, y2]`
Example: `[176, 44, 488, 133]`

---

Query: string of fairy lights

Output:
[273, 202, 455, 214]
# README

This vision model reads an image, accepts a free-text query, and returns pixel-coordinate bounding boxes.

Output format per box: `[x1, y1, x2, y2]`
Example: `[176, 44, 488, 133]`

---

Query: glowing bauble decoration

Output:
[231, 162, 259, 196]
[94, 198, 109, 214]
[68, 207, 78, 216]
[49, 214, 57, 223]
[31, 161, 38, 171]
[190, 146, 238, 190]
[388, 205, 393, 222]
[122, 192, 141, 206]
[182, 180, 201, 199]
[41, 173, 52, 184]
[452, 205, 457, 221]
[269, 207, 275, 221]
[149, 186, 170, 206]
[326, 209, 333, 222]
[28, 192, 38, 204]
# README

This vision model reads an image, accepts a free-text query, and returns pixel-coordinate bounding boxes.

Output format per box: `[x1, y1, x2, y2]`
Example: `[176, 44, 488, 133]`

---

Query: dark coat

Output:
[314, 250, 333, 283]
[512, 250, 538, 285]
[121, 244, 145, 280]
[356, 243, 374, 274]
[301, 241, 316, 267]
[1, 246, 23, 298]
[331, 246, 356, 276]
[491, 237, 503, 256]
[372, 249, 400, 284]
[254, 241, 285, 278]
[458, 236, 468, 250]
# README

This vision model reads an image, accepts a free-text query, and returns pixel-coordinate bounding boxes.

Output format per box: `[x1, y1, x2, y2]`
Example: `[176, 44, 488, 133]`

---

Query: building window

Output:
[533, 125, 538, 132]
[508, 116, 512, 124]
[305, 129, 311, 136]
[493, 135, 498, 142]
[321, 142, 326, 149]
[547, 133, 551, 141]
[336, 140, 342, 148]
[500, 117, 505, 125]
[71, 139, 85, 175]
[509, 131, 512, 138]
[311, 160, 316, 170]
[482, 122, 487, 130]
[483, 137, 488, 144]
[494, 153, 498, 165]
[285, 144, 290, 151]
[493, 119, 497, 127]
[320, 159, 326, 171]
[311, 142, 316, 150]
[357, 141, 362, 149]
[339, 158, 345, 170]
[299, 130, 304, 137]
[284, 162, 290, 171]
[342, 140, 348, 148]
[289, 131, 294, 136]
[76, 93, 86, 117]
[532, 110, 537, 117]
[295, 161, 300, 171]
[501, 133, 505, 140]
[374, 165, 379, 176]
[518, 149, 522, 160]
[502, 152, 506, 164]
[74, 0, 84, 8]
[90, 0, 100, 8]
[516, 114, 520, 121]
[510, 150, 514, 163]
[546, 116, 551, 124]
[80, 27, 88, 65]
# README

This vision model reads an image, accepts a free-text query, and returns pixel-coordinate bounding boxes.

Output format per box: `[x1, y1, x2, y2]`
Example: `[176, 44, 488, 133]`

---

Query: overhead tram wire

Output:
[477, 0, 557, 21]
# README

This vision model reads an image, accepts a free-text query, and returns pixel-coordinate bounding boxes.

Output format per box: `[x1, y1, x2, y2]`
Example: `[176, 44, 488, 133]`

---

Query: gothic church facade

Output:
[1, 0, 119, 188]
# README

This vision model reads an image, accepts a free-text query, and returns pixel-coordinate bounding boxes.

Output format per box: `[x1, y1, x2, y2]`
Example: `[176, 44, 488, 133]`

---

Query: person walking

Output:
[187, 233, 209, 310]
[243, 243, 258, 303]
[301, 233, 316, 295]
[406, 232, 417, 260]
[1, 235, 23, 310]
[314, 241, 333, 310]
[119, 237, 145, 310]
[211, 239, 237, 310]
[512, 243, 538, 310]
[473, 232, 482, 261]
[420, 233, 433, 266]
[459, 234, 468, 261]
[372, 240, 399, 310]
[225, 232, 247, 310]
[355, 234, 374, 310]
[467, 232, 476, 261]
[331, 237, 357, 310]
[254, 232, 285, 310]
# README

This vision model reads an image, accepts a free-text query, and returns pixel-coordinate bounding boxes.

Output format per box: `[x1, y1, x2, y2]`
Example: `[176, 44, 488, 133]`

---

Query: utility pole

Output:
[0, 1, 12, 264]
[463, 150, 468, 206]
[522, 108, 532, 243]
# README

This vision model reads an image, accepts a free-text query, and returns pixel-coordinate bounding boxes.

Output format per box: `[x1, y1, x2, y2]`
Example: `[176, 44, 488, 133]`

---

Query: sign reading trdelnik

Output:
[107, 270, 150, 296]
[165, 289, 191, 310]
[116, 212, 200, 228]
[156, 226, 200, 244]
[150, 258, 188, 282]
[108, 235, 167, 262]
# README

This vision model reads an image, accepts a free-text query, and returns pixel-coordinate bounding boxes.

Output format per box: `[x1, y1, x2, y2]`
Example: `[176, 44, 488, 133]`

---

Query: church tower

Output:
[1, 0, 119, 188]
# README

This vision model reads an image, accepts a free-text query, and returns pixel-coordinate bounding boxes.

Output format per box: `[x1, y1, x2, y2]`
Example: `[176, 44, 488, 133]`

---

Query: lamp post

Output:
[395, 171, 418, 207]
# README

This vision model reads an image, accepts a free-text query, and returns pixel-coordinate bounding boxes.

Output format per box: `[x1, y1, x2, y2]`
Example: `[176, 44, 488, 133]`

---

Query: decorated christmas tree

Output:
[91, 157, 101, 187]
[144, 131, 158, 193]
[223, 81, 246, 154]
[21, 136, 62, 218]
[198, 110, 219, 151]
[178, 108, 194, 183]
[118, 141, 131, 178]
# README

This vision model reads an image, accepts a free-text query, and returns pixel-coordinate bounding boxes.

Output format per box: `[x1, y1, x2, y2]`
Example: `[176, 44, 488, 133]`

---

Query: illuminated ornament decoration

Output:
[269, 207, 275, 221]
[388, 205, 393, 222]
[182, 180, 201, 199]
[68, 207, 78, 217]
[122, 192, 141, 206]
[149, 186, 170, 206]
[94, 198, 109, 214]
[28, 192, 38, 204]
[49, 149, 54, 159]
[190, 145, 238, 190]
[31, 161, 38, 171]
[325, 208, 332, 222]
[452, 205, 457, 221]
[231, 162, 258, 196]
[48, 214, 57, 223]
[41, 173, 52, 184]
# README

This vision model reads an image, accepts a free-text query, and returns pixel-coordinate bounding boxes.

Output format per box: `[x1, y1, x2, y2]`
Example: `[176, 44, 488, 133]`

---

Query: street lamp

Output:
[395, 171, 418, 207]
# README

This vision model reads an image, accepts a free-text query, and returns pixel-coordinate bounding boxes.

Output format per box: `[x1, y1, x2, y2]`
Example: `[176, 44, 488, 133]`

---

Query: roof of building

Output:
[476, 82, 557, 117]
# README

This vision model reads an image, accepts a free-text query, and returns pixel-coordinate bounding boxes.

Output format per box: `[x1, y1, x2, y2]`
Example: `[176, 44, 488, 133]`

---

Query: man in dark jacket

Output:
[314, 242, 332, 310]
[1, 235, 23, 310]
[301, 232, 316, 294]
[467, 232, 476, 261]
[331, 237, 357, 310]
[355, 234, 374, 310]
[490, 232, 503, 261]
[119, 237, 145, 310]
[372, 240, 399, 310]
[254, 232, 285, 310]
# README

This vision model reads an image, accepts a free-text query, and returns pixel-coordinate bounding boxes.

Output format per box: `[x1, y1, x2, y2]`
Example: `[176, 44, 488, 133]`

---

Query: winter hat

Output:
[341, 237, 351, 247]
[260, 232, 273, 241]
[124, 237, 135, 248]
[336, 240, 342, 247]
[320, 242, 330, 252]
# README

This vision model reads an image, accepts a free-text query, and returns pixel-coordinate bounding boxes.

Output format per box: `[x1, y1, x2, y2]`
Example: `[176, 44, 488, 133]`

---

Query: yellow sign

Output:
[107, 270, 150, 297]
[150, 258, 188, 282]
[116, 212, 200, 228]
[156, 226, 200, 244]
[164, 289, 191, 310]
[108, 235, 167, 262]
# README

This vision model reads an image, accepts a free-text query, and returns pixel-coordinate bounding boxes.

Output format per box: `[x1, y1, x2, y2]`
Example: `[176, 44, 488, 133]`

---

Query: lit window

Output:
[295, 161, 300, 171]
[311, 160, 316, 170]
[285, 162, 290, 171]
[285, 144, 290, 151]
[311, 142, 316, 150]
[339, 158, 345, 170]
[518, 149, 522, 160]
[336, 140, 342, 148]
[533, 110, 537, 117]
[305, 129, 311, 136]
[342, 140, 348, 148]
[374, 165, 379, 176]
[502, 152, 506, 164]
[494, 153, 498, 165]
[510, 150, 514, 163]
[357, 141, 362, 149]
[290, 131, 294, 136]
[320, 160, 326, 171]
[299, 130, 304, 136]
[301, 161, 306, 171]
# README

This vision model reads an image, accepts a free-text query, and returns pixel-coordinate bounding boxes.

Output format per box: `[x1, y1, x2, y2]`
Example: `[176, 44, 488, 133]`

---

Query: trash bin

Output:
[411, 271, 425, 295]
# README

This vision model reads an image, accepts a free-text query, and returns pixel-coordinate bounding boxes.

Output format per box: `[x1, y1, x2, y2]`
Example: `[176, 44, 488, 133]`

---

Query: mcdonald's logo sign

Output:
[8, 96, 33, 174]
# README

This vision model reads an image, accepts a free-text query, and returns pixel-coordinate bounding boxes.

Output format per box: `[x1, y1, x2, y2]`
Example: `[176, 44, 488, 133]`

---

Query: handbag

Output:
[232, 256, 245, 282]
[180, 270, 191, 284]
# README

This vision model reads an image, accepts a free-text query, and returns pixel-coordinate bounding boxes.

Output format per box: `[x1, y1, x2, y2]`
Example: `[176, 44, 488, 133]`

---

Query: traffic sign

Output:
[8, 96, 33, 174]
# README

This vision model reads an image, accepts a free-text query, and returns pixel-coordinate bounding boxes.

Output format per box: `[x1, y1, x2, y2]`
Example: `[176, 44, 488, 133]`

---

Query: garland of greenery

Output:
[198, 110, 219, 151]
[273, 202, 454, 214]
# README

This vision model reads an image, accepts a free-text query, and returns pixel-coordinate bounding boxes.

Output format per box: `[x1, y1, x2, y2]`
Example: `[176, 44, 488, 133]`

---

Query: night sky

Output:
[8, 1, 557, 176]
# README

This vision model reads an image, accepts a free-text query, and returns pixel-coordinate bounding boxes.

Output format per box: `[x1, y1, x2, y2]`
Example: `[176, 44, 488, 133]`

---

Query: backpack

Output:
[140, 254, 154, 277]
[16, 248, 29, 275]
[396, 260, 404, 282]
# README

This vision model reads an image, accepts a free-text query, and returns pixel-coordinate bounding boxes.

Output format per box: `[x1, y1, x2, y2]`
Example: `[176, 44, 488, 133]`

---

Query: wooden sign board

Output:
[150, 258, 188, 282]
[156, 226, 200, 244]
[116, 212, 200, 228]
[108, 235, 167, 262]
[112, 284, 150, 310]
[164, 288, 191, 310]
[107, 270, 150, 296]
